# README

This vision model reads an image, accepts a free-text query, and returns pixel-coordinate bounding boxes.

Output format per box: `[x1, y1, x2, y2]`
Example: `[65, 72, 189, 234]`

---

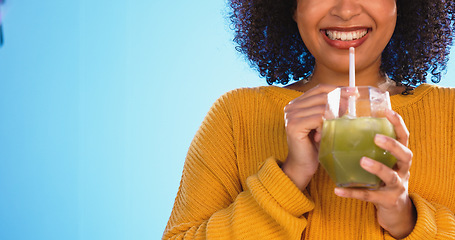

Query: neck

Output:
[286, 61, 405, 95]
[311, 63, 385, 87]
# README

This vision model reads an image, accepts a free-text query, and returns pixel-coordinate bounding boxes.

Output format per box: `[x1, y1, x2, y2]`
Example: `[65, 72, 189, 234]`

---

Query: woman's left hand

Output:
[334, 109, 417, 239]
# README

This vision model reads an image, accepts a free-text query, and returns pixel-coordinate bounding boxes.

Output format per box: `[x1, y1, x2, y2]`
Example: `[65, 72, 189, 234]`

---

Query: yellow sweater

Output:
[164, 84, 455, 239]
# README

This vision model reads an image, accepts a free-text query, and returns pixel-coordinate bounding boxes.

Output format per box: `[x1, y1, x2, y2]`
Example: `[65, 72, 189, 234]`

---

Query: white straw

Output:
[349, 47, 355, 87]
[348, 47, 356, 117]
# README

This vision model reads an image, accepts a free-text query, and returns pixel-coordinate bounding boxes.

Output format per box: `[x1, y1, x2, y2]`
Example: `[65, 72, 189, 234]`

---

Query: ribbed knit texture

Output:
[163, 84, 455, 239]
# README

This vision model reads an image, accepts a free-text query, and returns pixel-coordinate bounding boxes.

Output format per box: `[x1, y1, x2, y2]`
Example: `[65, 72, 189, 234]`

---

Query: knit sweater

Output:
[163, 84, 455, 239]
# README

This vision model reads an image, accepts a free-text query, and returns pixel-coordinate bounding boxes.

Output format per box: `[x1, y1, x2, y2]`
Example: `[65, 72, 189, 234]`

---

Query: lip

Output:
[321, 27, 371, 49]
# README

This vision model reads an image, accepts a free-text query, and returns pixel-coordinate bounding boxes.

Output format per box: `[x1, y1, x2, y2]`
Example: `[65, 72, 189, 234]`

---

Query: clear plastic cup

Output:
[318, 86, 397, 189]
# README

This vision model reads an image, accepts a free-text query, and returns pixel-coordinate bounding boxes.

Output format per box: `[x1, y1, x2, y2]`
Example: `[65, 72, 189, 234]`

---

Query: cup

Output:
[318, 86, 397, 189]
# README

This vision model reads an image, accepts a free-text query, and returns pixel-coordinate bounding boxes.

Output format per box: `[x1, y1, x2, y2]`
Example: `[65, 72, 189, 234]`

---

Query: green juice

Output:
[318, 117, 397, 189]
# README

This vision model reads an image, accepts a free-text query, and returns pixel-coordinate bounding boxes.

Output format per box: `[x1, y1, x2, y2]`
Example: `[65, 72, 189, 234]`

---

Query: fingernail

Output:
[361, 157, 374, 167]
[386, 108, 396, 116]
[375, 134, 387, 144]
[334, 188, 345, 196]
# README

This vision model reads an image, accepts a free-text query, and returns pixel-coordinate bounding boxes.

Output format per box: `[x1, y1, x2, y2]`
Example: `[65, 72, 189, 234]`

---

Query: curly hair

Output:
[228, 0, 455, 91]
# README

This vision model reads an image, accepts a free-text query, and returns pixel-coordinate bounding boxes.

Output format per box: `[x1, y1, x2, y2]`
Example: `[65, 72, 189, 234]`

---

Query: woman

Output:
[164, 0, 455, 239]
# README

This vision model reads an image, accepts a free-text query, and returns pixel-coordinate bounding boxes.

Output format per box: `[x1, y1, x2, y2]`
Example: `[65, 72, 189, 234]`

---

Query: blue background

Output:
[0, 1, 453, 239]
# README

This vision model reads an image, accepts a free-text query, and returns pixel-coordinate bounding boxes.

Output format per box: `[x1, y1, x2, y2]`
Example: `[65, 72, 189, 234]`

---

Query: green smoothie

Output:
[318, 117, 397, 189]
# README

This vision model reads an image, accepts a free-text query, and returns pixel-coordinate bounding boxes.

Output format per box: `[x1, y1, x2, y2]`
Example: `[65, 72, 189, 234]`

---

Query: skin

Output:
[282, 0, 416, 238]
[289, 0, 401, 92]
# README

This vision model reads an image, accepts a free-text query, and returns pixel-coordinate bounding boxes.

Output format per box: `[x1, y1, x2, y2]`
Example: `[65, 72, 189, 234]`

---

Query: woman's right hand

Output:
[281, 84, 337, 191]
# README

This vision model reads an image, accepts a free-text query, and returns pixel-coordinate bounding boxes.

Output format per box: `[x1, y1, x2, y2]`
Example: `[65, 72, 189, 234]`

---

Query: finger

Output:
[285, 84, 338, 118]
[360, 157, 401, 186]
[385, 109, 409, 147]
[313, 128, 322, 143]
[288, 84, 338, 104]
[285, 104, 326, 120]
[374, 134, 412, 175]
[334, 187, 381, 204]
[286, 92, 329, 113]
[285, 114, 324, 137]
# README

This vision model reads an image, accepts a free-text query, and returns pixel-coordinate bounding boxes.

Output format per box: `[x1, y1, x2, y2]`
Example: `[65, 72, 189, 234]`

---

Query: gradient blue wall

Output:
[0, 1, 453, 239]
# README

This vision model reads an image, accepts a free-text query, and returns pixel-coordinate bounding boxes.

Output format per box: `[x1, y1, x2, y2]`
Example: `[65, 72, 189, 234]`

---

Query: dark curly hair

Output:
[228, 0, 455, 91]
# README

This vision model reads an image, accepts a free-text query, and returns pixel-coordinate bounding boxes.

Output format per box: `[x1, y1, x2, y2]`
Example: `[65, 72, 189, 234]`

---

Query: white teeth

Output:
[352, 31, 358, 39]
[326, 29, 368, 41]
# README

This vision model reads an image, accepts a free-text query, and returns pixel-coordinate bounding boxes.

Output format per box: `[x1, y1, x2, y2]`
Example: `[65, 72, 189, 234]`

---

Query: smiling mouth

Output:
[325, 29, 369, 41]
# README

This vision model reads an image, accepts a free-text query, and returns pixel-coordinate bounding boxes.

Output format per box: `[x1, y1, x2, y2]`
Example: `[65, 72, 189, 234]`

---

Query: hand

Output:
[334, 109, 417, 238]
[281, 84, 337, 191]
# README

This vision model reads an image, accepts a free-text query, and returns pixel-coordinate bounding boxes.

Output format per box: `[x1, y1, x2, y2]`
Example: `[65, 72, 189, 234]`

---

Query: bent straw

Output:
[348, 47, 356, 117]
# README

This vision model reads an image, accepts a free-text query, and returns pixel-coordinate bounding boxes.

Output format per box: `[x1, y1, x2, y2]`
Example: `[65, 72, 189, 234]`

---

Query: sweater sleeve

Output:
[163, 91, 314, 239]
[383, 193, 455, 240]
